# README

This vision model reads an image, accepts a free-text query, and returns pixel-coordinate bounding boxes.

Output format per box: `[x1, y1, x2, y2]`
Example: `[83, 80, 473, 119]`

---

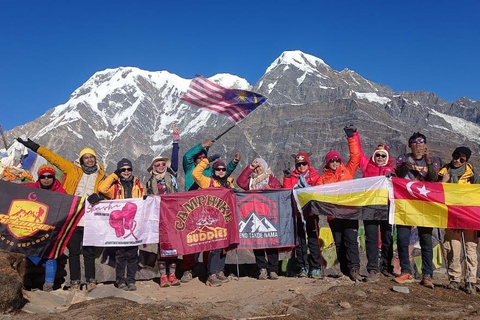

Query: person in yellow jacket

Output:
[16, 138, 106, 292]
[98, 158, 145, 291]
[192, 158, 237, 287]
[438, 146, 479, 294]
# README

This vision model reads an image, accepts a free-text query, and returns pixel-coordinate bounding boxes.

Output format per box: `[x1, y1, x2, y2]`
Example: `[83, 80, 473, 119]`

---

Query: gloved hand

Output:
[385, 172, 396, 178]
[87, 193, 102, 205]
[143, 195, 148, 200]
[16, 138, 40, 152]
[172, 124, 180, 143]
[208, 154, 220, 163]
[343, 124, 357, 138]
[297, 175, 309, 188]
[283, 169, 291, 178]
[114, 169, 122, 178]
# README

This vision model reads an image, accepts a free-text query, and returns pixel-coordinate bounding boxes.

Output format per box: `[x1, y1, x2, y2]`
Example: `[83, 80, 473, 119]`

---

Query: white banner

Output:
[83, 196, 160, 247]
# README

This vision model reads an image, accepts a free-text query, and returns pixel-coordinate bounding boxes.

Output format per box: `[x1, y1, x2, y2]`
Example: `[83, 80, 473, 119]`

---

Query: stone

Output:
[339, 301, 351, 309]
[392, 286, 410, 294]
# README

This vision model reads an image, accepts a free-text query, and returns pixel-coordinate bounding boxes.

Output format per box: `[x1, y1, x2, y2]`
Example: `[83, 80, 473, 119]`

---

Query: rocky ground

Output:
[2, 268, 480, 320]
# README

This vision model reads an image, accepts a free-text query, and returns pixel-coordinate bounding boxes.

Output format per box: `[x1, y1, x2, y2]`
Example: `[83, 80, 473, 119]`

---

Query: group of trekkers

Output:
[14, 123, 478, 294]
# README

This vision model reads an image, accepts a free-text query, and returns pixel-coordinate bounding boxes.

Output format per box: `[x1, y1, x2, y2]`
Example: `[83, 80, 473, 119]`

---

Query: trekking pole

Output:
[0, 122, 8, 150]
[460, 230, 473, 293]
[235, 249, 240, 280]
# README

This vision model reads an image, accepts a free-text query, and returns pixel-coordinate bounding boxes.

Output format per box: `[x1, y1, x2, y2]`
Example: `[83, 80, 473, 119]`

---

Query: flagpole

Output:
[0, 122, 8, 150]
[214, 124, 235, 141]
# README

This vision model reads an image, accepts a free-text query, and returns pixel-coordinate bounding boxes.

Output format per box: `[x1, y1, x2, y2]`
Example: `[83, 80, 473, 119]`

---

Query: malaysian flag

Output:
[181, 75, 267, 123]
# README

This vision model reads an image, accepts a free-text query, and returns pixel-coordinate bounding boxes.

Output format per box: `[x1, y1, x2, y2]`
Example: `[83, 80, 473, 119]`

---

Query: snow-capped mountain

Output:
[6, 50, 480, 185]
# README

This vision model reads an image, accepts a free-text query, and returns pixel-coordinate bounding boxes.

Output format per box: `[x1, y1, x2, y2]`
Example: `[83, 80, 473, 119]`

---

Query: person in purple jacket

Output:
[237, 158, 282, 280]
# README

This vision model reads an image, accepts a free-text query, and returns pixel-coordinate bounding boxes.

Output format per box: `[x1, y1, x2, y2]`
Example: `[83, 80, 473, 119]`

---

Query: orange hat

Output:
[37, 164, 56, 177]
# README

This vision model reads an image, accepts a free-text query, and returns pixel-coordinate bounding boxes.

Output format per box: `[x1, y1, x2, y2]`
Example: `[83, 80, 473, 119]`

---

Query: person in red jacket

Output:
[357, 135, 396, 282]
[237, 158, 282, 280]
[283, 152, 322, 278]
[24, 164, 67, 292]
[315, 124, 361, 281]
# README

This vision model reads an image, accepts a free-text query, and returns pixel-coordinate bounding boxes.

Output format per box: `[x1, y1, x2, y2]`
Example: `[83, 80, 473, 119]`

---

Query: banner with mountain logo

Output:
[0, 180, 84, 258]
[159, 188, 239, 256]
[236, 189, 295, 249]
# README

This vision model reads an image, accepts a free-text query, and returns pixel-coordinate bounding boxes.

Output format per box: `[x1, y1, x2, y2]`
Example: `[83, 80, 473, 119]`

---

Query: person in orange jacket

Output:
[315, 124, 361, 281]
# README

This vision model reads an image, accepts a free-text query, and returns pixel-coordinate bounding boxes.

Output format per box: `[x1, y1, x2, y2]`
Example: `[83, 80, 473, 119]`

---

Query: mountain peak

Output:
[208, 73, 251, 90]
[265, 50, 329, 74]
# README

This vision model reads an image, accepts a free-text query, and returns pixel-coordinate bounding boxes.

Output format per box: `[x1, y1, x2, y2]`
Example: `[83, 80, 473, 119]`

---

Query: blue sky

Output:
[1, 0, 479, 130]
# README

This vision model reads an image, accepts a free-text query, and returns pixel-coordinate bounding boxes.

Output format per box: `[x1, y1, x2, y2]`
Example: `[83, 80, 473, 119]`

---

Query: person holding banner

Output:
[438, 146, 479, 294]
[192, 157, 237, 287]
[24, 164, 66, 292]
[283, 152, 321, 279]
[394, 132, 441, 288]
[315, 124, 361, 282]
[357, 138, 396, 282]
[16, 138, 106, 291]
[98, 158, 145, 291]
[237, 158, 282, 280]
[144, 125, 181, 288]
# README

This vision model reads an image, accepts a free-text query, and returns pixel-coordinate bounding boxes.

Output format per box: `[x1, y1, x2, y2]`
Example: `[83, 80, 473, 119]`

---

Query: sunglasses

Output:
[329, 159, 341, 164]
[410, 138, 425, 144]
[215, 168, 226, 172]
[154, 162, 166, 167]
[120, 167, 133, 172]
[375, 154, 387, 158]
[296, 162, 308, 167]
[453, 155, 466, 163]
[39, 174, 54, 179]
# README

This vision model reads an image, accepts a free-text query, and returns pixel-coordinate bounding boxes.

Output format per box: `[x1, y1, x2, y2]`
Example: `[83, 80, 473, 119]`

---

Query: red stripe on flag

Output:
[447, 205, 480, 230]
[392, 178, 445, 203]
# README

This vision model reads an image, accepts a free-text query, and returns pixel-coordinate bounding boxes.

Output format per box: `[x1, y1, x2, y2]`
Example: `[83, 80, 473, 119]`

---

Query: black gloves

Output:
[385, 172, 396, 178]
[87, 193, 102, 205]
[17, 138, 40, 152]
[208, 154, 220, 163]
[114, 169, 121, 178]
[283, 169, 291, 178]
[343, 124, 357, 138]
[143, 195, 148, 200]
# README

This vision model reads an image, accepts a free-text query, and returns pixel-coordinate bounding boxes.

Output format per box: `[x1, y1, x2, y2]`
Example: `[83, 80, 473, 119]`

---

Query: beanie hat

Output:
[147, 156, 171, 173]
[79, 147, 97, 160]
[194, 150, 207, 161]
[371, 145, 390, 166]
[37, 164, 56, 177]
[212, 160, 226, 169]
[291, 152, 312, 165]
[452, 146, 472, 161]
[325, 151, 342, 166]
[117, 158, 132, 170]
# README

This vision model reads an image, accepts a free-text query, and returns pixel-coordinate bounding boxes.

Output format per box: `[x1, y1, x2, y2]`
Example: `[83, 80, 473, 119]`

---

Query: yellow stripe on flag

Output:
[297, 188, 389, 207]
[394, 199, 448, 228]
[443, 183, 480, 206]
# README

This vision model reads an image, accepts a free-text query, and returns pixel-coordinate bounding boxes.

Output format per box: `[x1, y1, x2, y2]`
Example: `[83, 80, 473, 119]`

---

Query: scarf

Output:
[81, 164, 98, 175]
[449, 164, 466, 183]
[249, 168, 272, 190]
[120, 176, 134, 198]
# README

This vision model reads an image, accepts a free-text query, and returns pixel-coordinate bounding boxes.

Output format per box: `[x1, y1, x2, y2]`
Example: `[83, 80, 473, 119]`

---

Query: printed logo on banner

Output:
[238, 193, 279, 245]
[174, 194, 233, 246]
[109, 202, 139, 240]
[0, 192, 54, 245]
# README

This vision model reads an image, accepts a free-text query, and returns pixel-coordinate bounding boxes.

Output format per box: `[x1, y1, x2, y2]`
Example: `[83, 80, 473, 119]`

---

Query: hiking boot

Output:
[168, 272, 180, 286]
[127, 283, 137, 291]
[86, 281, 97, 292]
[43, 282, 54, 292]
[258, 268, 268, 280]
[297, 268, 308, 278]
[447, 281, 460, 290]
[206, 275, 222, 287]
[349, 268, 362, 282]
[465, 283, 476, 295]
[394, 273, 415, 284]
[160, 274, 170, 287]
[180, 270, 193, 283]
[420, 276, 434, 289]
[70, 280, 81, 290]
[216, 271, 229, 283]
[269, 271, 279, 280]
[117, 283, 128, 290]
[310, 268, 323, 279]
[366, 270, 379, 283]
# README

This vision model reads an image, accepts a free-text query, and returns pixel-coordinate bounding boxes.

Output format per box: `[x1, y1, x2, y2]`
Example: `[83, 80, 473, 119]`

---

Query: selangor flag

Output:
[293, 176, 391, 220]
[181, 75, 267, 123]
[390, 178, 480, 229]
